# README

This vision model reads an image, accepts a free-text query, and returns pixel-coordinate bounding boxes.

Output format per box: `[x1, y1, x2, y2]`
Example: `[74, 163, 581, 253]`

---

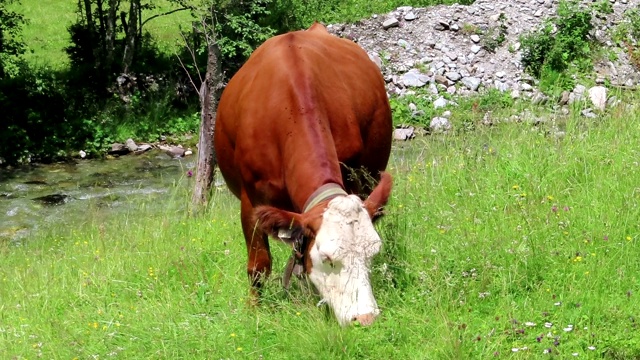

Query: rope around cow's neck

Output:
[302, 183, 347, 213]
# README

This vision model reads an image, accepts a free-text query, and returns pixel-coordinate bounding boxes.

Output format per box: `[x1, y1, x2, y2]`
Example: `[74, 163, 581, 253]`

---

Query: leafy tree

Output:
[0, 0, 26, 79]
[171, 0, 282, 76]
[520, 0, 594, 78]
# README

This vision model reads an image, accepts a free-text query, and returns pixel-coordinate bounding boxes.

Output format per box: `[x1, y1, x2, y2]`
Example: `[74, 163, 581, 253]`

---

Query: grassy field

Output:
[11, 0, 194, 67]
[2, 92, 640, 359]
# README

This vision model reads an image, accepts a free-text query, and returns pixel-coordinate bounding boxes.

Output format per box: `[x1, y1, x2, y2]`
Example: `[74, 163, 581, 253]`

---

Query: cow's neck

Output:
[282, 86, 348, 212]
[283, 137, 345, 212]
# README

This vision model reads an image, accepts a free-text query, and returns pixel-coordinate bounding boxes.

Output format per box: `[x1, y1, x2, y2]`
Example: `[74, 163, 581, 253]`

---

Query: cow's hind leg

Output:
[240, 191, 272, 297]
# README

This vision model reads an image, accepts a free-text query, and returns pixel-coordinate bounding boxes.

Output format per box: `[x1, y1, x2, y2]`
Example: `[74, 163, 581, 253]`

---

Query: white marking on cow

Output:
[308, 195, 382, 326]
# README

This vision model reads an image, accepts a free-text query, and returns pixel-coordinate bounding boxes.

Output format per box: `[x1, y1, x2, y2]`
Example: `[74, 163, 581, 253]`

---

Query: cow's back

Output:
[215, 23, 392, 210]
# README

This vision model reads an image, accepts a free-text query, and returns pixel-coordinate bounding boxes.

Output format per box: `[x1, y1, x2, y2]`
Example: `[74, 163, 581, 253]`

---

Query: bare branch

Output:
[175, 29, 204, 95]
[175, 52, 200, 97]
[140, 7, 189, 29]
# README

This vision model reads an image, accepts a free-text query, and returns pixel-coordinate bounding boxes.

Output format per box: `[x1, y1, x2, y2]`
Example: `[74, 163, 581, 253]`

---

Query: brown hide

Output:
[214, 22, 392, 288]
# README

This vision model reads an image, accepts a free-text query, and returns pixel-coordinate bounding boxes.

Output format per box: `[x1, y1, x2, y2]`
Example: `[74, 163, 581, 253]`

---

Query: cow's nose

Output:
[352, 313, 377, 326]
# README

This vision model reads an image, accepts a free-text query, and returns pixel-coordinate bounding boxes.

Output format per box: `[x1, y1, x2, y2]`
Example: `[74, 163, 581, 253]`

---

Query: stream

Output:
[0, 150, 199, 244]
[0, 142, 422, 245]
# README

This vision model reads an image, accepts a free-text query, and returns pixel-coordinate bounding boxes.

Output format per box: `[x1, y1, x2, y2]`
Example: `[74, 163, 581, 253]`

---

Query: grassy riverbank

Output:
[2, 93, 640, 358]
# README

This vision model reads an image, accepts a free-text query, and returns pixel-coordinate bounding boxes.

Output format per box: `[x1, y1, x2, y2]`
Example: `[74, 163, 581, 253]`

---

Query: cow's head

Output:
[254, 173, 392, 326]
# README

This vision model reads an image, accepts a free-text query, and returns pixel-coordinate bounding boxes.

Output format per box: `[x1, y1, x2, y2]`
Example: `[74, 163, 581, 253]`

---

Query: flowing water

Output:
[0, 141, 426, 245]
[0, 150, 199, 244]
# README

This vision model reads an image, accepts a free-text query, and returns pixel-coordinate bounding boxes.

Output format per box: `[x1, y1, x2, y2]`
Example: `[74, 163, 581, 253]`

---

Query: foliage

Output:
[389, 88, 517, 134]
[0, 0, 199, 165]
[0, 65, 78, 164]
[520, 0, 594, 79]
[538, 67, 575, 98]
[64, 0, 183, 91]
[0, 61, 199, 164]
[460, 22, 480, 36]
[593, 0, 613, 15]
[388, 91, 439, 127]
[627, 9, 640, 41]
[518, 0, 599, 98]
[0, 0, 26, 78]
[212, 0, 277, 74]
[519, 24, 556, 78]
[2, 92, 640, 357]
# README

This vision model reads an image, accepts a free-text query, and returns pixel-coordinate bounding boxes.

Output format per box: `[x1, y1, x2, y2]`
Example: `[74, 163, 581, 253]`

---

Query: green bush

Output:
[520, 0, 594, 78]
[538, 67, 575, 99]
[0, 0, 26, 79]
[0, 64, 85, 164]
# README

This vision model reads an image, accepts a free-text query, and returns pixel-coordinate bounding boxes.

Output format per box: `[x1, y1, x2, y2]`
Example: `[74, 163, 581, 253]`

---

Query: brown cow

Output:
[214, 22, 393, 326]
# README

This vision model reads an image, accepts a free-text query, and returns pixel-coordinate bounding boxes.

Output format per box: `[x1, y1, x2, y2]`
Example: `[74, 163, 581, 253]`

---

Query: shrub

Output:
[520, 0, 594, 78]
[0, 65, 84, 164]
[0, 0, 26, 79]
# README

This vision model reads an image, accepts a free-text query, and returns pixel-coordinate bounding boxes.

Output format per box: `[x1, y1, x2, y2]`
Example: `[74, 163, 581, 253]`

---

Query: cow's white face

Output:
[308, 195, 382, 326]
[253, 172, 392, 326]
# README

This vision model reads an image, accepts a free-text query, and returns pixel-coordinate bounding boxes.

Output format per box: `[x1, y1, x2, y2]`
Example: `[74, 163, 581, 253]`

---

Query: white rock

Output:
[382, 18, 400, 30]
[494, 80, 509, 92]
[446, 71, 462, 81]
[125, 138, 138, 152]
[461, 77, 482, 91]
[401, 70, 430, 87]
[430, 117, 452, 132]
[588, 86, 607, 111]
[433, 97, 448, 108]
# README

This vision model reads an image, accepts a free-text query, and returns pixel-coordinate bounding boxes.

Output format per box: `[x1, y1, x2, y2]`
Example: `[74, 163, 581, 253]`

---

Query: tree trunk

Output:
[122, 0, 138, 73]
[96, 0, 107, 58]
[105, 0, 117, 71]
[191, 31, 224, 211]
[83, 0, 94, 28]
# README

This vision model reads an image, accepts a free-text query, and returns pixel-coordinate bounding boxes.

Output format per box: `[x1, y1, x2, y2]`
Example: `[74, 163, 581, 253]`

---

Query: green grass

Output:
[10, 0, 194, 67]
[2, 94, 640, 359]
[10, 1, 76, 67]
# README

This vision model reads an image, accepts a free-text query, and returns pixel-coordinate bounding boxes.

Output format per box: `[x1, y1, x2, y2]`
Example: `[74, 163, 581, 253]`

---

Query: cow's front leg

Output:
[240, 190, 272, 298]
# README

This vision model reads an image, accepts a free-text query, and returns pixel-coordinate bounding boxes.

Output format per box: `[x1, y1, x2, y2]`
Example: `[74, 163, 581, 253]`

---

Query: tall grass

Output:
[2, 94, 640, 358]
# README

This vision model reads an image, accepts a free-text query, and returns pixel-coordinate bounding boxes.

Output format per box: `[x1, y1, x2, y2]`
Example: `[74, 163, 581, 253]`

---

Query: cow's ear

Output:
[253, 206, 305, 245]
[364, 172, 393, 221]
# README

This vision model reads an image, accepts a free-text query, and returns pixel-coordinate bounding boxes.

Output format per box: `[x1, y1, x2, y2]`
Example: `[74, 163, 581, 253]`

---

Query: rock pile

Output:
[327, 0, 639, 111]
